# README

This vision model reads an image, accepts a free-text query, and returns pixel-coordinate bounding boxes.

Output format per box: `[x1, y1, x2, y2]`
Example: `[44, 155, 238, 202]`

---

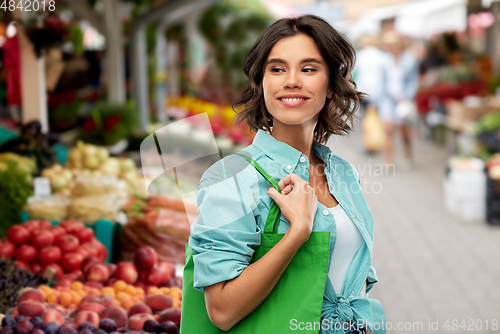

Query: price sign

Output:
[34, 177, 51, 197]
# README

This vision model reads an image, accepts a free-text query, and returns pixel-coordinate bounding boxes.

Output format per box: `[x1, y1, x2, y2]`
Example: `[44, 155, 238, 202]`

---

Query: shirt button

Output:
[287, 165, 292, 170]
[299, 156, 306, 163]
[323, 209, 329, 216]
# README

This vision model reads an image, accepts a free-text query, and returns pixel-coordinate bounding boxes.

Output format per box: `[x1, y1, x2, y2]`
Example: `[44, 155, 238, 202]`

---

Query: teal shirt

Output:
[189, 129, 386, 333]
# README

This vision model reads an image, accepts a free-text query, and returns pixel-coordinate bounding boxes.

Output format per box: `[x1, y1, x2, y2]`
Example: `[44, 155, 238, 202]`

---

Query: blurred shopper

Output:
[379, 31, 419, 171]
[354, 35, 386, 113]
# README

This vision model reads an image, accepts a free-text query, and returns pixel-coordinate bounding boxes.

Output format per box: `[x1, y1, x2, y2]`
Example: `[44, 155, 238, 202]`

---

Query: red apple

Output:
[50, 226, 65, 239]
[86, 263, 109, 282]
[22, 220, 40, 232]
[30, 229, 55, 249]
[7, 225, 30, 245]
[0, 241, 15, 259]
[37, 246, 62, 264]
[114, 262, 138, 284]
[71, 227, 94, 244]
[134, 246, 157, 271]
[56, 235, 79, 253]
[15, 260, 29, 270]
[105, 263, 116, 277]
[42, 263, 64, 280]
[38, 220, 53, 230]
[60, 253, 84, 273]
[30, 262, 43, 274]
[157, 262, 176, 281]
[81, 257, 101, 274]
[15, 245, 37, 263]
[147, 267, 168, 286]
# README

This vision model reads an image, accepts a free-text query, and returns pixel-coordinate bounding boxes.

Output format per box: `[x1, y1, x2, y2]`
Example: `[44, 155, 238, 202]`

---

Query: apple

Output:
[30, 262, 43, 275]
[38, 220, 53, 230]
[56, 235, 80, 253]
[60, 220, 85, 233]
[60, 253, 84, 273]
[86, 264, 110, 282]
[30, 229, 55, 249]
[15, 260, 29, 270]
[22, 220, 40, 232]
[114, 262, 138, 284]
[134, 247, 157, 271]
[7, 225, 30, 245]
[0, 241, 15, 259]
[105, 263, 116, 277]
[71, 227, 94, 243]
[157, 262, 176, 281]
[81, 257, 101, 274]
[15, 245, 37, 263]
[37, 246, 62, 264]
[50, 226, 65, 239]
[147, 267, 168, 286]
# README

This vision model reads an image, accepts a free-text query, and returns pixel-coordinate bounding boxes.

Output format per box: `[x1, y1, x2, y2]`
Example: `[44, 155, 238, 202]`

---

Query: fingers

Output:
[278, 173, 306, 191]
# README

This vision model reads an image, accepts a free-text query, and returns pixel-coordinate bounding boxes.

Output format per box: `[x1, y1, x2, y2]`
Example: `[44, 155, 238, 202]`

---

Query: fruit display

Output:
[0, 246, 182, 334]
[0, 219, 108, 277]
[0, 259, 48, 313]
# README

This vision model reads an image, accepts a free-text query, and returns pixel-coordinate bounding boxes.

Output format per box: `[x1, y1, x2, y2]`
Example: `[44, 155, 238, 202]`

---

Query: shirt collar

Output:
[251, 129, 333, 173]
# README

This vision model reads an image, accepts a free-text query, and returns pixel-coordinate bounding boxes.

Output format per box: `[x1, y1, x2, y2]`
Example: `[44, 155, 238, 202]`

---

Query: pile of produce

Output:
[0, 259, 48, 314]
[41, 141, 142, 197]
[0, 153, 36, 236]
[0, 247, 182, 334]
[0, 219, 108, 278]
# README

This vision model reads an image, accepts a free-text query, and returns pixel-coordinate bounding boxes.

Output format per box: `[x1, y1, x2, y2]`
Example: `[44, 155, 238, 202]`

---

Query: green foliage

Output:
[80, 101, 140, 146]
[198, 0, 273, 88]
[0, 160, 33, 238]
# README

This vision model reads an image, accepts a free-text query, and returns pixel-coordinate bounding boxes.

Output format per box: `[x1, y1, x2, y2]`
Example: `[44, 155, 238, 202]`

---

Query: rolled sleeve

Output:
[366, 264, 378, 296]
[189, 168, 261, 293]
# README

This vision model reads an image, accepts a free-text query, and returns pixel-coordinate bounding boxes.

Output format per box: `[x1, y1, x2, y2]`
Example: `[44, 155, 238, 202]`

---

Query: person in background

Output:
[379, 31, 419, 171]
[354, 35, 386, 114]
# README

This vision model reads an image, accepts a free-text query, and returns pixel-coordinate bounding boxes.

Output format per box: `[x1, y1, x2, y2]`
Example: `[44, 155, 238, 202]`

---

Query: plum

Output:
[142, 320, 159, 334]
[2, 316, 16, 328]
[77, 322, 94, 332]
[159, 322, 178, 334]
[15, 316, 27, 324]
[99, 319, 117, 333]
[0, 327, 14, 334]
[15, 320, 33, 334]
[44, 322, 59, 334]
[30, 317, 45, 331]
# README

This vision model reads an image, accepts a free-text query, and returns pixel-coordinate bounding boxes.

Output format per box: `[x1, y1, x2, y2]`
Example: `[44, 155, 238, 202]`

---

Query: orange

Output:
[168, 287, 182, 301]
[59, 292, 73, 307]
[77, 289, 87, 297]
[46, 293, 59, 304]
[113, 299, 121, 306]
[121, 299, 134, 310]
[89, 288, 101, 296]
[69, 291, 82, 305]
[37, 288, 47, 299]
[124, 285, 136, 296]
[116, 291, 130, 302]
[130, 296, 141, 304]
[101, 287, 115, 298]
[114, 280, 127, 292]
[147, 287, 160, 296]
[71, 281, 83, 291]
[161, 287, 170, 295]
[136, 288, 145, 296]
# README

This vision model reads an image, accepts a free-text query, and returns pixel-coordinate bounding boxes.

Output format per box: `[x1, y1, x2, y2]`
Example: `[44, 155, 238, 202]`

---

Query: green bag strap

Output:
[233, 153, 281, 234]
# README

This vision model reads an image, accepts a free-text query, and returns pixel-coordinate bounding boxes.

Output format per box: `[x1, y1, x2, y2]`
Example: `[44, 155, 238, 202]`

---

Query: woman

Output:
[379, 31, 419, 171]
[189, 15, 385, 334]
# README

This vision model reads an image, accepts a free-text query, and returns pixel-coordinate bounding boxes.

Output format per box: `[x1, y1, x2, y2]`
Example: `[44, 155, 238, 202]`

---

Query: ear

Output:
[327, 89, 333, 99]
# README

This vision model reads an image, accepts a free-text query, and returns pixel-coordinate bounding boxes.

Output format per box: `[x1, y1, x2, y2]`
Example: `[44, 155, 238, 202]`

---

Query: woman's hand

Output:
[267, 173, 317, 245]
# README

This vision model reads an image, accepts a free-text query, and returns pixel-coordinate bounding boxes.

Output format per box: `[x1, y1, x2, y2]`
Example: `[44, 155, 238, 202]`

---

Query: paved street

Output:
[329, 120, 500, 334]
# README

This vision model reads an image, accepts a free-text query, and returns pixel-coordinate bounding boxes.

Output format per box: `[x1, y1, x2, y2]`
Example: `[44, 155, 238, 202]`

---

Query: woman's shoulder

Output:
[328, 154, 360, 181]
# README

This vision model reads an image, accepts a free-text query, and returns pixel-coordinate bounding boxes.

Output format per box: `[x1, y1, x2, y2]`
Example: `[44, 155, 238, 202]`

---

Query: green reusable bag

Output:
[180, 153, 330, 333]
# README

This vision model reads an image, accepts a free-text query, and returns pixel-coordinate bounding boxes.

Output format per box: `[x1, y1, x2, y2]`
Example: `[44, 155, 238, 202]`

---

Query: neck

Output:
[270, 121, 321, 165]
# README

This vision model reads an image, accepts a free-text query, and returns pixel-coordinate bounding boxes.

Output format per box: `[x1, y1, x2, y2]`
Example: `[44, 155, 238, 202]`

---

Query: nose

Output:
[283, 71, 302, 89]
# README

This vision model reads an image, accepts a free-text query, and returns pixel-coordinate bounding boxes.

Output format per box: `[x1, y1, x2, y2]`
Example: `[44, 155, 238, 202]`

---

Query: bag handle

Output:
[233, 153, 281, 234]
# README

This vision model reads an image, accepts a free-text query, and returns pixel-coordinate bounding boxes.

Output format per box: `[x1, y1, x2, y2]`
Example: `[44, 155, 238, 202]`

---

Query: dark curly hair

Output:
[233, 15, 364, 144]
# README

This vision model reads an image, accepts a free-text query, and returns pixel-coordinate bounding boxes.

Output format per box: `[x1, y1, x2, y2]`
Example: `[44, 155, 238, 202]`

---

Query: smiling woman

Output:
[185, 14, 384, 334]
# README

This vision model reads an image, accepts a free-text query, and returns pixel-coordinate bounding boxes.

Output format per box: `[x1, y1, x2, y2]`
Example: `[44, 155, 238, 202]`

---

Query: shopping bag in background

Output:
[362, 105, 385, 153]
[180, 154, 330, 333]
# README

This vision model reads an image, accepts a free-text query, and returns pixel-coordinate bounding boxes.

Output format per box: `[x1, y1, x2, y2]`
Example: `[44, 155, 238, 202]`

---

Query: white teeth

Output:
[280, 98, 306, 102]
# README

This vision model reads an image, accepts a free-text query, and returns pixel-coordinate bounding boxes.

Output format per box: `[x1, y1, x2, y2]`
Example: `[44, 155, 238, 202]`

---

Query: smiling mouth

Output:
[278, 98, 308, 102]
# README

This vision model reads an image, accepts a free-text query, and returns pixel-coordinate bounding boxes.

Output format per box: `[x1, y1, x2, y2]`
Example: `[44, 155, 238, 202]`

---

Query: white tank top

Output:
[327, 204, 364, 293]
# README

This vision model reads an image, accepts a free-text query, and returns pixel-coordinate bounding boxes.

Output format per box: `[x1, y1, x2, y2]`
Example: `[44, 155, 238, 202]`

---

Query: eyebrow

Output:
[265, 58, 323, 66]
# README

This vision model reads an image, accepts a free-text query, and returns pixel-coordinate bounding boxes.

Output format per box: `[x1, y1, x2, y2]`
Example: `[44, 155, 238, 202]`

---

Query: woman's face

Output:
[262, 33, 332, 129]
